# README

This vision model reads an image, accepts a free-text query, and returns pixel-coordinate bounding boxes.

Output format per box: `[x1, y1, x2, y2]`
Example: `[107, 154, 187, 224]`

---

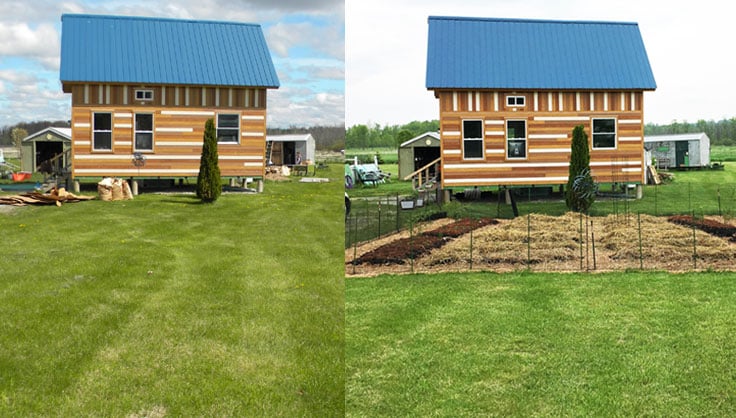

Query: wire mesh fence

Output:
[345, 183, 736, 275]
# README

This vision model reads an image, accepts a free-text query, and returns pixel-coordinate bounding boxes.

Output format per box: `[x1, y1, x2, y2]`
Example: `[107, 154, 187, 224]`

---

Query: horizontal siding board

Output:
[70, 105, 266, 178]
[436, 96, 646, 186]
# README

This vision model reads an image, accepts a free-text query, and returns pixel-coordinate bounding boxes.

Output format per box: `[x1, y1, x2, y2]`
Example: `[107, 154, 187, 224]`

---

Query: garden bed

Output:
[668, 215, 736, 240]
[346, 213, 736, 276]
[351, 218, 497, 265]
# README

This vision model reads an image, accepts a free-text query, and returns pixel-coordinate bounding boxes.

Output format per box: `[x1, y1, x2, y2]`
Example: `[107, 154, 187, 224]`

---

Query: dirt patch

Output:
[347, 213, 736, 276]
[0, 205, 19, 214]
[668, 215, 736, 240]
[352, 218, 497, 265]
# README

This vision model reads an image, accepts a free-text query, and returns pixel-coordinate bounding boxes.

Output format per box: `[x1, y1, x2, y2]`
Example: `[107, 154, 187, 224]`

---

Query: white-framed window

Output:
[134, 113, 154, 151]
[462, 119, 484, 160]
[506, 119, 527, 159]
[506, 95, 526, 107]
[135, 89, 154, 101]
[217, 114, 240, 143]
[592, 118, 617, 149]
[92, 112, 112, 151]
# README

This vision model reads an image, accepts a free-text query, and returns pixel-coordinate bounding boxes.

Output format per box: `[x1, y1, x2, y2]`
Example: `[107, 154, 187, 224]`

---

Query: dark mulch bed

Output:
[425, 218, 499, 238]
[668, 215, 736, 241]
[353, 218, 498, 265]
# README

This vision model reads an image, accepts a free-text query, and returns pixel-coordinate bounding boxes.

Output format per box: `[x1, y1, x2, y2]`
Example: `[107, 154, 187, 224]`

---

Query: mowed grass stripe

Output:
[1, 166, 343, 416]
[346, 272, 736, 417]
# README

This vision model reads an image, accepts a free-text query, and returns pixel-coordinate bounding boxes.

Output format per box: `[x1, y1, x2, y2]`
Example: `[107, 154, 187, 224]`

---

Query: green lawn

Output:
[346, 271, 736, 417]
[711, 145, 736, 162]
[0, 166, 344, 416]
[345, 147, 398, 164]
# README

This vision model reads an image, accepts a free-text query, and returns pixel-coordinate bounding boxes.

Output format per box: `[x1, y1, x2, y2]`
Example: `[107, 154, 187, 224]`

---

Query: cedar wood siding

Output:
[66, 83, 268, 179]
[436, 90, 646, 188]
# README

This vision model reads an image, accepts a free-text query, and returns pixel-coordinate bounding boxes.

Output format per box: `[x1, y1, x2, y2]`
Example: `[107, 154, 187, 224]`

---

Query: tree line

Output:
[0, 120, 71, 146]
[345, 118, 736, 149]
[644, 119, 736, 145]
[0, 121, 345, 151]
[346, 120, 439, 149]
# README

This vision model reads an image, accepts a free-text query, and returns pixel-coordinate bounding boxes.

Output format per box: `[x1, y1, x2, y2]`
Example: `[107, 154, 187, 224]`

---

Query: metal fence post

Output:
[377, 199, 382, 238]
[637, 212, 643, 270]
[396, 193, 400, 233]
[579, 212, 584, 271]
[691, 210, 697, 270]
[527, 213, 531, 269]
[469, 228, 474, 271]
[590, 219, 597, 270]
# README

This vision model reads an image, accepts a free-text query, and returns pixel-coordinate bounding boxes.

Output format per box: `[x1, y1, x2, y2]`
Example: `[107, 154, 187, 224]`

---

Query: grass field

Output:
[346, 271, 736, 416]
[711, 145, 736, 161]
[0, 166, 344, 416]
[344, 147, 398, 165]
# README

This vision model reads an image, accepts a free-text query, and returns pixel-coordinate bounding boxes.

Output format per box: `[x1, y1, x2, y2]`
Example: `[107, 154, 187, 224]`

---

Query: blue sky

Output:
[0, 0, 344, 128]
[346, 0, 736, 127]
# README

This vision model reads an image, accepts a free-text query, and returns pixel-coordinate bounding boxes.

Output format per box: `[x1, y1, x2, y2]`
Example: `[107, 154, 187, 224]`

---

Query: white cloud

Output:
[267, 21, 344, 60]
[0, 69, 68, 126]
[0, 0, 344, 128]
[0, 23, 60, 70]
[268, 87, 344, 127]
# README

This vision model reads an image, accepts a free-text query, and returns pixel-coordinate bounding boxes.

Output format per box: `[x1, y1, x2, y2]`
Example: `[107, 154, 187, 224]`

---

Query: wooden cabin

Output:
[425, 16, 656, 191]
[60, 14, 279, 188]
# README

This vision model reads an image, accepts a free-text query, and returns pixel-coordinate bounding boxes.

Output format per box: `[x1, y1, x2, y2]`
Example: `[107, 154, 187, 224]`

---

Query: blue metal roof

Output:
[60, 14, 279, 88]
[426, 16, 656, 90]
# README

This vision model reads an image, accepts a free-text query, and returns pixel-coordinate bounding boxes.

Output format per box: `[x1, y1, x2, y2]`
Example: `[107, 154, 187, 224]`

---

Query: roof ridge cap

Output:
[427, 15, 639, 26]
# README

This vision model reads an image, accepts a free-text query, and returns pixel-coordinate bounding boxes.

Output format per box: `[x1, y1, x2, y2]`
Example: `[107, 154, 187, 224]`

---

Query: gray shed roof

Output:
[400, 131, 440, 148]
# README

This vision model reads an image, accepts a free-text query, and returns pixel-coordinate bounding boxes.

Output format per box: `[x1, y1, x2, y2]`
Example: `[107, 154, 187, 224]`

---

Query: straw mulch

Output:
[346, 213, 736, 276]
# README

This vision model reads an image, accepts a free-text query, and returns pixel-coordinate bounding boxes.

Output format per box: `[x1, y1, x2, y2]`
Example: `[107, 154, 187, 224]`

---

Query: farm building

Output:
[425, 16, 656, 194]
[60, 14, 279, 189]
[266, 134, 316, 166]
[644, 133, 710, 169]
[20, 127, 71, 174]
[398, 131, 440, 180]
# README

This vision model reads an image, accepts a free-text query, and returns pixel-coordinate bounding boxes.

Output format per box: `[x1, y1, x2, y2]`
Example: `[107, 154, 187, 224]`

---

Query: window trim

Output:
[92, 112, 113, 152]
[462, 119, 484, 160]
[135, 89, 154, 101]
[506, 95, 526, 107]
[134, 113, 154, 152]
[506, 119, 527, 160]
[216, 113, 241, 144]
[592, 117, 617, 150]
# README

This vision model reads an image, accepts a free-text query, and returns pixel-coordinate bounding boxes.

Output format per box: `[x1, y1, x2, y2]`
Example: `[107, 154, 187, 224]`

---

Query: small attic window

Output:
[135, 89, 153, 101]
[506, 95, 525, 107]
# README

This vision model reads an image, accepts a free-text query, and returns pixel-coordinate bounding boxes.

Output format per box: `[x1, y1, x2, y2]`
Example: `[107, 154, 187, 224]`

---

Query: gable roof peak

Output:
[60, 13, 279, 88]
[426, 15, 656, 91]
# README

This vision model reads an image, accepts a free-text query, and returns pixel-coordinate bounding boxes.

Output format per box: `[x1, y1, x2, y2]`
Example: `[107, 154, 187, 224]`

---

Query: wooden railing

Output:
[40, 149, 71, 181]
[403, 157, 441, 190]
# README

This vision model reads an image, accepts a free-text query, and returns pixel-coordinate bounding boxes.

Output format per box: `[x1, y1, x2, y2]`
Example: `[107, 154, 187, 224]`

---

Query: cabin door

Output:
[675, 141, 689, 167]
